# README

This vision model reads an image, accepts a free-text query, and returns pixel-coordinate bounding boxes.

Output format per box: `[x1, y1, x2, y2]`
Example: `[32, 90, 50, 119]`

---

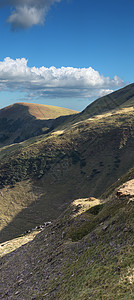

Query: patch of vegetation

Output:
[90, 168, 101, 179]
[71, 150, 81, 164]
[80, 158, 86, 168]
[87, 203, 104, 215]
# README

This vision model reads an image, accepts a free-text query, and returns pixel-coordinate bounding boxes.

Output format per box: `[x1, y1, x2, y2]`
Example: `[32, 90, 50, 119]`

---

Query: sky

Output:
[0, 0, 134, 111]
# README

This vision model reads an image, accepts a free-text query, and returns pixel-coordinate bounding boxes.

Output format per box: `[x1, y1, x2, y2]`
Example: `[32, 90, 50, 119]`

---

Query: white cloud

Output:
[99, 89, 114, 97]
[1, 0, 62, 29]
[0, 57, 124, 100]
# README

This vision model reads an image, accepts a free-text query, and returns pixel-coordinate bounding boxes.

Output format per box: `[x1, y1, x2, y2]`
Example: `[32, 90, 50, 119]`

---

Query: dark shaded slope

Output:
[0, 104, 47, 146]
[0, 103, 78, 147]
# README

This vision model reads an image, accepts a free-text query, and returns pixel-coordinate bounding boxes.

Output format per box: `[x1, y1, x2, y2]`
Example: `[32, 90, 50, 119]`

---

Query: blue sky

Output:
[0, 0, 133, 111]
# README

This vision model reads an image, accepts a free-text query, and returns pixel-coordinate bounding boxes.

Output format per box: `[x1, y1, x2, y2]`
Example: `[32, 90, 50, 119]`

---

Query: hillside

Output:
[0, 102, 78, 147]
[0, 96, 134, 241]
[0, 83, 134, 299]
[0, 178, 134, 299]
[76, 82, 134, 119]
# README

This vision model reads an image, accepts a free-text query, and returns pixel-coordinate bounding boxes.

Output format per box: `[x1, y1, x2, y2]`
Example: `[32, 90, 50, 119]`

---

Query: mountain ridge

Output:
[48, 83, 134, 132]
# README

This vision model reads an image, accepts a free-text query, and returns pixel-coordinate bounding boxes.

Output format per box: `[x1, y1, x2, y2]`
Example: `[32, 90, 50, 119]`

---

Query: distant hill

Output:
[0, 102, 78, 147]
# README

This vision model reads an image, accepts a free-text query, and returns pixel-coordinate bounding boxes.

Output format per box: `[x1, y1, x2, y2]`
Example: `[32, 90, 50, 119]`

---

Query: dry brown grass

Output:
[14, 102, 78, 120]
[0, 230, 40, 258]
[71, 197, 101, 217]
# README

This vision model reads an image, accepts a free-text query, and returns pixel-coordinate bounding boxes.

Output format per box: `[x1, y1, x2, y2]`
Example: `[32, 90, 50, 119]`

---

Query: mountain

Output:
[0, 83, 134, 299]
[0, 102, 78, 147]
[0, 84, 134, 242]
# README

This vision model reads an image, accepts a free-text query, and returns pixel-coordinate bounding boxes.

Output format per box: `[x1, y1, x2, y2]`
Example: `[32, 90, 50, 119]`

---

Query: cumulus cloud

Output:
[0, 57, 124, 100]
[1, 0, 62, 29]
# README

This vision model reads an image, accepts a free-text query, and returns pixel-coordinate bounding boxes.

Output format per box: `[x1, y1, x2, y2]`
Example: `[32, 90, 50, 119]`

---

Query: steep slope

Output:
[102, 166, 134, 199]
[0, 102, 134, 242]
[0, 102, 78, 147]
[54, 83, 134, 130]
[0, 179, 133, 299]
[80, 82, 134, 118]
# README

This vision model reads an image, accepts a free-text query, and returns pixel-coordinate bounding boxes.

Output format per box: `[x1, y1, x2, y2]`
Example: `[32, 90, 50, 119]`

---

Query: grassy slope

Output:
[0, 179, 133, 299]
[53, 83, 134, 130]
[102, 166, 134, 199]
[78, 82, 134, 120]
[0, 102, 77, 121]
[0, 105, 134, 242]
[17, 102, 78, 120]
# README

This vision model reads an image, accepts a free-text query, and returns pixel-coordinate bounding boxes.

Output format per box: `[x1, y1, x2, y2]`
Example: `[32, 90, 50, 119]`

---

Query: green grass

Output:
[56, 192, 134, 299]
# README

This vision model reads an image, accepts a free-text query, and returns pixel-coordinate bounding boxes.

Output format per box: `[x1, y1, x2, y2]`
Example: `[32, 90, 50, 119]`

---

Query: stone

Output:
[103, 225, 108, 231]
[15, 291, 19, 295]
[62, 231, 65, 239]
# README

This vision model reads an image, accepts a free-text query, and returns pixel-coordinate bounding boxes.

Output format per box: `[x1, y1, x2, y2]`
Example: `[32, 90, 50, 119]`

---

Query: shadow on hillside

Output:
[1, 134, 134, 243]
[0, 103, 76, 147]
[0, 182, 77, 243]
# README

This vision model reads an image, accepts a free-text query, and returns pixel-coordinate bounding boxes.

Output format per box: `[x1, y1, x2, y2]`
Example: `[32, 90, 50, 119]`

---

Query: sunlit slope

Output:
[80, 82, 134, 118]
[56, 83, 134, 130]
[0, 179, 134, 299]
[0, 102, 77, 120]
[0, 104, 134, 242]
[13, 102, 78, 120]
[0, 102, 78, 147]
